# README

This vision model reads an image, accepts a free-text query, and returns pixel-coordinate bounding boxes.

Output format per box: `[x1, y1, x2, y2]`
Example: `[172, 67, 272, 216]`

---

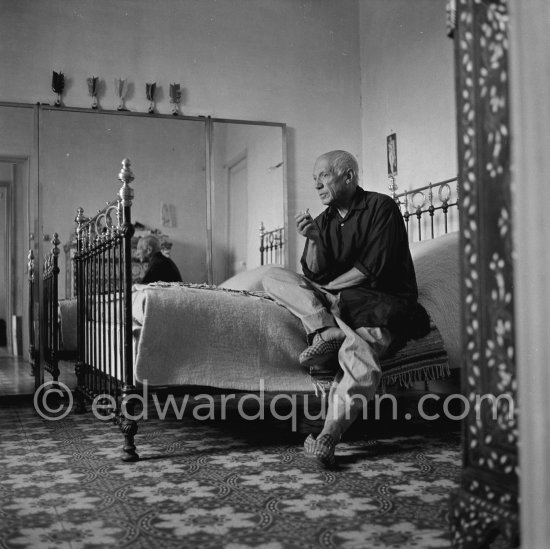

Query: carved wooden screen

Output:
[449, 0, 519, 547]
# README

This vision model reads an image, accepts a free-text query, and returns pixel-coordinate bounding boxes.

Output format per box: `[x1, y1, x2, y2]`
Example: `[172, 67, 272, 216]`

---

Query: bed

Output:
[29, 235, 79, 381]
[50, 158, 460, 461]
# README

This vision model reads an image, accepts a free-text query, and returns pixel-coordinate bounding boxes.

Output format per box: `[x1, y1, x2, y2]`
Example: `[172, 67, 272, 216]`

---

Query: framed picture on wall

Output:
[387, 132, 397, 176]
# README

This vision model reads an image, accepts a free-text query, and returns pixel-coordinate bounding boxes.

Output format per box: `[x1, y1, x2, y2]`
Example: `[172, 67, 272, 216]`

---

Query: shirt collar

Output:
[326, 186, 369, 218]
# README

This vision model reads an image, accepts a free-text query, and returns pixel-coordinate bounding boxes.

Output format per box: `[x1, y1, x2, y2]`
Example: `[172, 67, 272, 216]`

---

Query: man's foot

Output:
[303, 433, 337, 467]
[299, 332, 344, 372]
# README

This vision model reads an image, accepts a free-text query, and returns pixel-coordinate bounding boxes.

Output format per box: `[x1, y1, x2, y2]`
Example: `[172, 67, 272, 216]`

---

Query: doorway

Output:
[0, 158, 28, 360]
[225, 152, 248, 280]
[0, 164, 15, 356]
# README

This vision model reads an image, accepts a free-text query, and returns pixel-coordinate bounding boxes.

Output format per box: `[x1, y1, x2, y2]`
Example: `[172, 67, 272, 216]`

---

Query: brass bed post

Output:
[88, 222, 95, 399]
[117, 158, 138, 462]
[42, 234, 61, 381]
[259, 222, 266, 266]
[50, 233, 61, 382]
[403, 191, 410, 237]
[428, 184, 435, 239]
[107, 221, 115, 400]
[28, 250, 37, 377]
[99, 222, 107, 399]
[74, 207, 88, 413]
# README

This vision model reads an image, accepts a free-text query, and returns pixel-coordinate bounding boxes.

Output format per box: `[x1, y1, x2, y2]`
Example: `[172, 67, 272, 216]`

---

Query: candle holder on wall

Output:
[51, 71, 65, 106]
[114, 78, 128, 111]
[169, 83, 182, 115]
[146, 82, 156, 114]
[87, 76, 99, 109]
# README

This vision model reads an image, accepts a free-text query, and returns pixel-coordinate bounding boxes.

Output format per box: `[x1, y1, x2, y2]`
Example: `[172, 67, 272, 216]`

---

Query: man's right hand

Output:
[295, 210, 320, 240]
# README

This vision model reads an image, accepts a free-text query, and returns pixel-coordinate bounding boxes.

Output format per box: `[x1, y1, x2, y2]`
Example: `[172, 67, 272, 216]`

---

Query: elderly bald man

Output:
[262, 150, 428, 467]
[136, 235, 182, 284]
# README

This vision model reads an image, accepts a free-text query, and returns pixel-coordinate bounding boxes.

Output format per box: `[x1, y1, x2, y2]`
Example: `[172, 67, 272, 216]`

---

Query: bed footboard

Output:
[42, 234, 61, 381]
[28, 250, 37, 377]
[73, 158, 138, 461]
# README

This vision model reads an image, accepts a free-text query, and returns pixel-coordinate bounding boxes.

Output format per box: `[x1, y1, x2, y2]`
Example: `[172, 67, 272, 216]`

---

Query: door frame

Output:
[225, 149, 248, 279]
[0, 176, 14, 353]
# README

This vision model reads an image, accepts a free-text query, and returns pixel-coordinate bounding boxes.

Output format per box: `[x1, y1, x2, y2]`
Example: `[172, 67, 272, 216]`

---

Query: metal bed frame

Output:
[27, 250, 37, 377]
[71, 158, 137, 459]
[259, 222, 285, 266]
[32, 160, 460, 462]
[28, 235, 79, 382]
[390, 176, 459, 241]
[42, 233, 62, 381]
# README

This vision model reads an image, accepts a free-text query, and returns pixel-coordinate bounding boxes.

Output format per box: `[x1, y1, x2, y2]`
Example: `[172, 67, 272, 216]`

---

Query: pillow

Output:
[218, 265, 284, 292]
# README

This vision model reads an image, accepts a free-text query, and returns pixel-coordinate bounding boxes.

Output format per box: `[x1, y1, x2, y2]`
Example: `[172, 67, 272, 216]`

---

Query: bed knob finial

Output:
[388, 175, 398, 199]
[52, 233, 60, 256]
[28, 249, 35, 281]
[75, 206, 87, 226]
[118, 158, 134, 207]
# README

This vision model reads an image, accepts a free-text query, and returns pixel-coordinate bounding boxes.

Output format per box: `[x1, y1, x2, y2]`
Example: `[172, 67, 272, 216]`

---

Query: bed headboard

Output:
[391, 176, 459, 241]
[259, 222, 285, 266]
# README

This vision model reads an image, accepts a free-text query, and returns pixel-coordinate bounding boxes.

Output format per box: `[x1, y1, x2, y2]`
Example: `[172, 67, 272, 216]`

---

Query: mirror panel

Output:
[0, 102, 288, 395]
[210, 121, 286, 285]
[0, 104, 35, 372]
[38, 109, 208, 295]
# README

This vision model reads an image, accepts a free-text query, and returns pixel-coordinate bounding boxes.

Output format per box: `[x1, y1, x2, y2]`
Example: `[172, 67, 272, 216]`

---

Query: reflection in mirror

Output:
[210, 121, 286, 285]
[0, 104, 36, 395]
[38, 109, 207, 296]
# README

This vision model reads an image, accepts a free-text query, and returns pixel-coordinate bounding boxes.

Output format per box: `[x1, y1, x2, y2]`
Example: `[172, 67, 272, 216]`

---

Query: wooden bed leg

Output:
[119, 385, 139, 462]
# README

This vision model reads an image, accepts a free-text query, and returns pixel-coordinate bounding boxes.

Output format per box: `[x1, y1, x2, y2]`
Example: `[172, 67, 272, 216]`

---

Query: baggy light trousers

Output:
[262, 267, 394, 439]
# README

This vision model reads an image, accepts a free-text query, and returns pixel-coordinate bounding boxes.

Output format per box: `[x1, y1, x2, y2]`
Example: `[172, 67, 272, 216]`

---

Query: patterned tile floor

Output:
[0, 353, 77, 397]
[0, 398, 461, 549]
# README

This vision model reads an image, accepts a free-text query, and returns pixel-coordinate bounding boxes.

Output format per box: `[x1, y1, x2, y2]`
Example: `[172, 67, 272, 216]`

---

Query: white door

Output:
[0, 179, 11, 355]
[226, 155, 248, 279]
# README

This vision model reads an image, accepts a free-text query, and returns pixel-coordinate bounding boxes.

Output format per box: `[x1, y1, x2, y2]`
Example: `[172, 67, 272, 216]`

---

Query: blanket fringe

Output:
[143, 281, 273, 300]
[310, 363, 451, 396]
[380, 362, 451, 391]
[309, 377, 333, 397]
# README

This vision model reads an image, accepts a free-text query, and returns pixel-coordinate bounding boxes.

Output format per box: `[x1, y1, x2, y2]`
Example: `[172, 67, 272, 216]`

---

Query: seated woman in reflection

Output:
[136, 235, 182, 284]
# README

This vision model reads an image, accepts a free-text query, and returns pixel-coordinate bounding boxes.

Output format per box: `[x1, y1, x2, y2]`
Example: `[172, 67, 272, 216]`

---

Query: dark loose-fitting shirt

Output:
[141, 252, 183, 284]
[301, 187, 425, 338]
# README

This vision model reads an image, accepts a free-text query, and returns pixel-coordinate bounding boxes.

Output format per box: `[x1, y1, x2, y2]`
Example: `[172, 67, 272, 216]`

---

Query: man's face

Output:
[312, 157, 348, 206]
[136, 240, 151, 263]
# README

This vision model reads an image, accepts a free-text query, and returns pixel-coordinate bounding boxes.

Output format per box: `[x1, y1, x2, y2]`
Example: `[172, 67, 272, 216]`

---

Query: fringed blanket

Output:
[133, 283, 312, 392]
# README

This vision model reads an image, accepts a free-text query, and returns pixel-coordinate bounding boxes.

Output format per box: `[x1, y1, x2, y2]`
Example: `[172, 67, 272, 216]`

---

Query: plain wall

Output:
[0, 0, 363, 270]
[359, 0, 457, 196]
[0, 0, 456, 269]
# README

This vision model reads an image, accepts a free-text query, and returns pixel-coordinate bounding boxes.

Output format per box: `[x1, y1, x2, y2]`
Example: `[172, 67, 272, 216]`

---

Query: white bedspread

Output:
[133, 284, 311, 392]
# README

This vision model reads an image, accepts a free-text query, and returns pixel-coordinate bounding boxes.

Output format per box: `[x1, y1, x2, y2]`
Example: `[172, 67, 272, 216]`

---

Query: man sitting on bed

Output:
[136, 235, 182, 284]
[262, 150, 428, 467]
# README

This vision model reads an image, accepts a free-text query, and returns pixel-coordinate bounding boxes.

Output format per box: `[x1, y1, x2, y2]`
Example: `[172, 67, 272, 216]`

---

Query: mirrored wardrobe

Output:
[0, 102, 287, 391]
